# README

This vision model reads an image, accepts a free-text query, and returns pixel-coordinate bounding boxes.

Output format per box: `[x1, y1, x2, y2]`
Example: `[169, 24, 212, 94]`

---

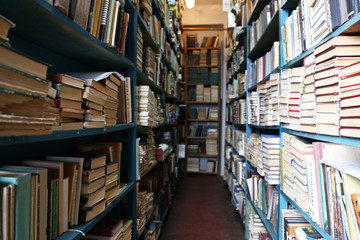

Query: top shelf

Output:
[2, 0, 134, 70]
[247, 0, 272, 25]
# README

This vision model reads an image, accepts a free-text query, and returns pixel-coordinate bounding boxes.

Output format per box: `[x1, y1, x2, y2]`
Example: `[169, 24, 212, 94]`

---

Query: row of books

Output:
[227, 73, 246, 100]
[280, 35, 360, 137]
[248, 0, 279, 51]
[50, 0, 130, 54]
[0, 140, 125, 239]
[281, 209, 324, 240]
[282, 132, 360, 239]
[137, 86, 163, 127]
[188, 49, 219, 66]
[188, 124, 218, 138]
[224, 169, 245, 214]
[186, 33, 219, 48]
[246, 134, 281, 185]
[187, 157, 217, 172]
[246, 198, 270, 240]
[249, 41, 279, 87]
[137, 129, 156, 179]
[187, 85, 218, 102]
[257, 73, 280, 126]
[247, 173, 279, 232]
[187, 67, 219, 84]
[230, 153, 246, 189]
[281, 0, 360, 64]
[189, 107, 218, 120]
[187, 139, 218, 156]
[225, 125, 246, 156]
[228, 99, 246, 125]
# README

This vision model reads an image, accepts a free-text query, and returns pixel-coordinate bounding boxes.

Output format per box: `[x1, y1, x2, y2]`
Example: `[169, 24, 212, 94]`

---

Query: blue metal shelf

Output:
[248, 195, 278, 240]
[247, 0, 272, 24]
[56, 182, 135, 240]
[281, 0, 300, 9]
[0, 0, 134, 70]
[137, 69, 165, 93]
[282, 12, 360, 69]
[282, 128, 360, 147]
[281, 191, 334, 240]
[248, 66, 280, 92]
[248, 124, 280, 130]
[248, 10, 279, 60]
[0, 123, 136, 146]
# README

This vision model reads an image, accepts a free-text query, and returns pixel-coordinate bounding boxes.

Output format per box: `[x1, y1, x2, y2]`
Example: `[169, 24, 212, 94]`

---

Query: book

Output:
[45, 156, 84, 226]
[81, 176, 106, 195]
[0, 171, 31, 240]
[80, 186, 106, 207]
[86, 217, 124, 237]
[53, 83, 83, 101]
[79, 199, 105, 223]
[82, 166, 106, 183]
[22, 160, 65, 235]
[1, 165, 48, 240]
[47, 73, 84, 89]
[73, 0, 92, 30]
[53, 0, 70, 16]
[0, 15, 15, 41]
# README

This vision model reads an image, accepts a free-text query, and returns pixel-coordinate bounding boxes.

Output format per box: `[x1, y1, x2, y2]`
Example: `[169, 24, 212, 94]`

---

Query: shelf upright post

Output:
[125, 3, 138, 238]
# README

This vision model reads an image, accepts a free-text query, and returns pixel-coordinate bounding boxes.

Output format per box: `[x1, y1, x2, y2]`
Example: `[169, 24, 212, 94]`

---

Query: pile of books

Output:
[200, 49, 207, 66]
[300, 53, 316, 133]
[210, 49, 218, 65]
[144, 47, 160, 83]
[261, 135, 280, 185]
[137, 28, 144, 71]
[139, 0, 153, 28]
[248, 91, 260, 125]
[246, 134, 260, 168]
[279, 68, 291, 124]
[196, 84, 204, 101]
[44, 87, 61, 130]
[204, 86, 211, 102]
[246, 199, 269, 240]
[137, 86, 159, 127]
[211, 85, 218, 102]
[282, 132, 313, 212]
[137, 129, 156, 177]
[206, 138, 217, 155]
[187, 157, 199, 172]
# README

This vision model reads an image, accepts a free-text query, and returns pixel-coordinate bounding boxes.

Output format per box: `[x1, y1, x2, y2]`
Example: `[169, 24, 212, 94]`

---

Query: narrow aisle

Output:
[161, 175, 245, 240]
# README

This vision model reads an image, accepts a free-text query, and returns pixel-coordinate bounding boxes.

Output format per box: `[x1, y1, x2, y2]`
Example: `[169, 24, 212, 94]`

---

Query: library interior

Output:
[1, 0, 360, 239]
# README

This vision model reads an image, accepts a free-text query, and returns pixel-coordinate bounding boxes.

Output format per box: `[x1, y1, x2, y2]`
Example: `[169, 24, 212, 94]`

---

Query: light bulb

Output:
[186, 0, 195, 8]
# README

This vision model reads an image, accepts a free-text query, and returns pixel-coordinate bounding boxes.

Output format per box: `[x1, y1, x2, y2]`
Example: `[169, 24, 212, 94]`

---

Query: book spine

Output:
[99, 0, 110, 41]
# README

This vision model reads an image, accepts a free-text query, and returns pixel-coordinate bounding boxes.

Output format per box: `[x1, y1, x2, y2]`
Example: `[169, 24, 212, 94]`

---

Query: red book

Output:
[86, 217, 124, 237]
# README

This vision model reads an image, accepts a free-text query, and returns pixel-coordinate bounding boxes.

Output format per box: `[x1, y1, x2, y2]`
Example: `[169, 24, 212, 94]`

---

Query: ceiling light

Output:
[186, 0, 195, 8]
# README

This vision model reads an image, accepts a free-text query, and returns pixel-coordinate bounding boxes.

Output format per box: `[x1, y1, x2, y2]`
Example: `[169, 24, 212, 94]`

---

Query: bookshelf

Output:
[0, 0, 183, 239]
[183, 31, 221, 175]
[226, 0, 360, 239]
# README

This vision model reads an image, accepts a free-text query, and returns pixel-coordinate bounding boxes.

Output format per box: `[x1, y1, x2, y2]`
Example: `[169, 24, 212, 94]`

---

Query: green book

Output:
[0, 170, 31, 240]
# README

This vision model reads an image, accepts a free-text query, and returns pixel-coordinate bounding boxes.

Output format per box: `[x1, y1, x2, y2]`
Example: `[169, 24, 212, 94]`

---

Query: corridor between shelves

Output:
[161, 175, 245, 240]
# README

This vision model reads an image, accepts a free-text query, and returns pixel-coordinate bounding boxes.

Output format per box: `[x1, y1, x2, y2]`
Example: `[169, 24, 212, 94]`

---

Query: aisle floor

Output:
[161, 174, 245, 240]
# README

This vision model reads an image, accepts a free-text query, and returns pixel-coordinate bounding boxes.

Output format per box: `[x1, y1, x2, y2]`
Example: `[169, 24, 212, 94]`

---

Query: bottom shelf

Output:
[56, 182, 135, 240]
[247, 196, 278, 240]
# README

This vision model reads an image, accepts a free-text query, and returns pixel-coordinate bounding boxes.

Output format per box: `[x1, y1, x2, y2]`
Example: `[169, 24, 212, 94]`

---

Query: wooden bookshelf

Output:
[184, 31, 221, 175]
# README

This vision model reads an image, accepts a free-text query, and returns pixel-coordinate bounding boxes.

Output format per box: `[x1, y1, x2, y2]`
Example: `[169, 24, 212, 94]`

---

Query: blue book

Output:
[0, 170, 31, 240]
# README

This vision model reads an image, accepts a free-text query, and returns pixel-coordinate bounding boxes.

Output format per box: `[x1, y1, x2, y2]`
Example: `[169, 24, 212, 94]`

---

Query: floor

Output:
[161, 174, 245, 240]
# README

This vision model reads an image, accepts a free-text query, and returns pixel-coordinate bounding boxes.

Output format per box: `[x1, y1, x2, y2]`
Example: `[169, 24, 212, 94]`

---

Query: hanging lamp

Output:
[186, 0, 195, 8]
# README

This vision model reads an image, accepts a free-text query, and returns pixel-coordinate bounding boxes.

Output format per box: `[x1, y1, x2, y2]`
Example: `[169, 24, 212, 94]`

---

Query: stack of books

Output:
[210, 49, 218, 65]
[282, 132, 313, 212]
[187, 157, 199, 171]
[44, 87, 61, 130]
[232, 101, 240, 123]
[203, 86, 211, 102]
[300, 53, 316, 133]
[247, 199, 268, 240]
[248, 91, 260, 125]
[208, 108, 218, 120]
[136, 191, 149, 231]
[281, 210, 313, 240]
[137, 28, 143, 71]
[137, 129, 156, 177]
[196, 84, 204, 101]
[206, 139, 217, 155]
[47, 74, 85, 130]
[211, 85, 218, 102]
[279, 68, 291, 124]
[339, 60, 360, 138]
[139, 0, 152, 28]
[137, 86, 158, 127]
[259, 73, 280, 126]
[261, 135, 280, 185]
[199, 49, 207, 66]
[144, 47, 160, 83]
[100, 74, 122, 126]
[155, 95, 164, 124]
[187, 33, 198, 48]
[257, 83, 267, 126]
[246, 134, 260, 168]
